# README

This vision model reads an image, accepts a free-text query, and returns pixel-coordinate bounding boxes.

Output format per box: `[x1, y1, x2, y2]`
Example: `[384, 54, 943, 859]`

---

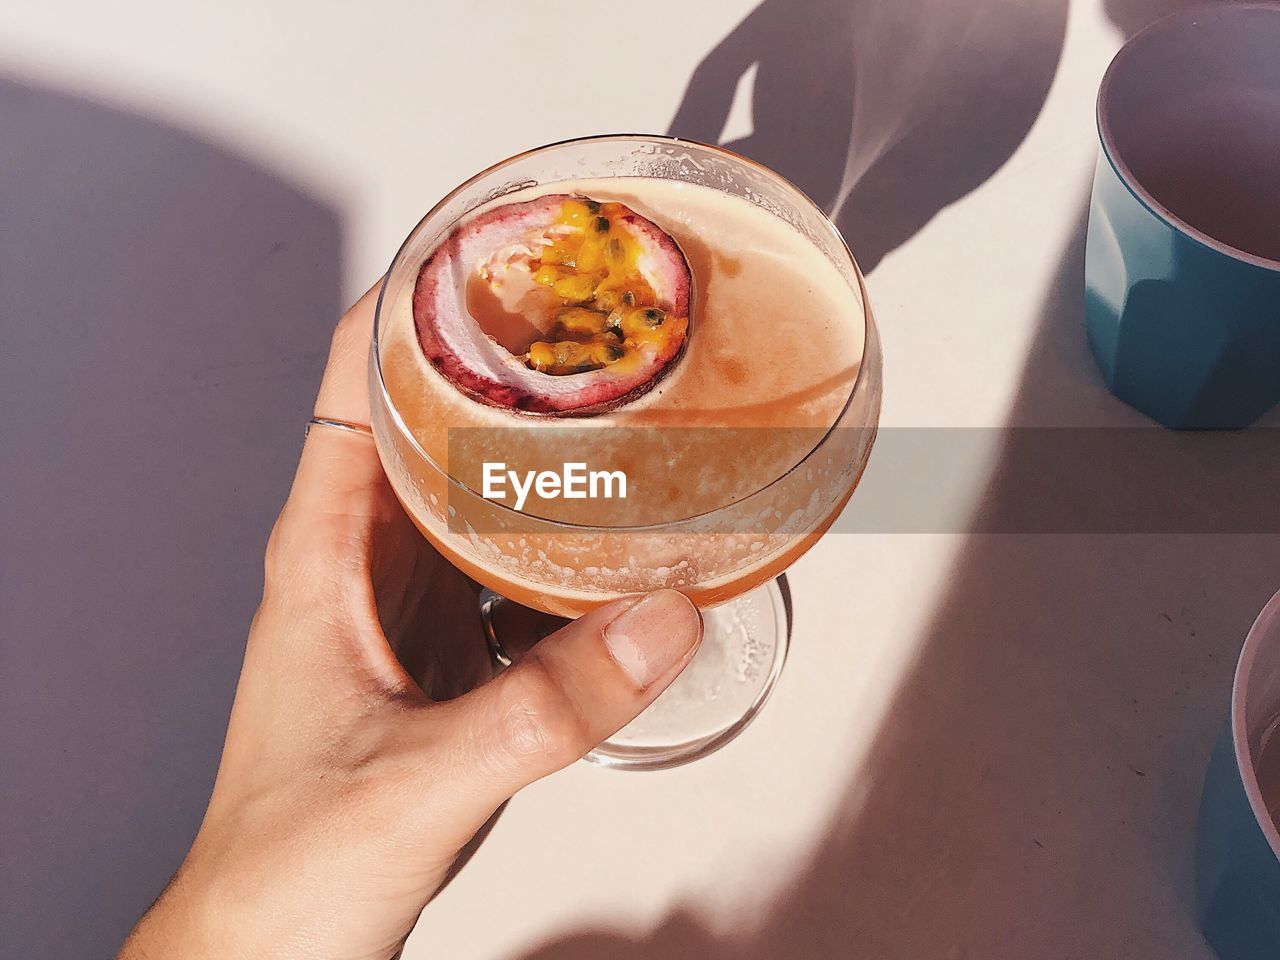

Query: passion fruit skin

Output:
[412, 194, 692, 416]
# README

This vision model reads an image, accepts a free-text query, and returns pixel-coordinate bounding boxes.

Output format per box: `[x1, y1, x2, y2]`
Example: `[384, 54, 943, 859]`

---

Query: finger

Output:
[312, 280, 381, 428]
[431, 590, 702, 807]
[263, 281, 397, 633]
[287, 281, 383, 516]
[270, 282, 386, 555]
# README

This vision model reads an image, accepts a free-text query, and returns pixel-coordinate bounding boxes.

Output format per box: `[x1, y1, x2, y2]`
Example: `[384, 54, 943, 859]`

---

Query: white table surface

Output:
[3, 1, 1276, 957]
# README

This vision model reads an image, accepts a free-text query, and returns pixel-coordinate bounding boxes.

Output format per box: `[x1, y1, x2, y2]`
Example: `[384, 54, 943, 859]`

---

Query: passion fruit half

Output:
[412, 194, 691, 414]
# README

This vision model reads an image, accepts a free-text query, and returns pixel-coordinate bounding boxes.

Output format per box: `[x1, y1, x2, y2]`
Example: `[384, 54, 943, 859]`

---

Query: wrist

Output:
[118, 852, 255, 960]
[118, 875, 208, 960]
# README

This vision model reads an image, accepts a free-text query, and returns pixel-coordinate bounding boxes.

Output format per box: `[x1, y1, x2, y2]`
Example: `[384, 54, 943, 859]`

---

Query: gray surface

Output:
[0, 79, 339, 958]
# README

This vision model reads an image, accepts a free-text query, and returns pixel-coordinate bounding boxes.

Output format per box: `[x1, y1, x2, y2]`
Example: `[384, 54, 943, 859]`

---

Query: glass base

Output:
[480, 580, 791, 771]
[588, 579, 791, 770]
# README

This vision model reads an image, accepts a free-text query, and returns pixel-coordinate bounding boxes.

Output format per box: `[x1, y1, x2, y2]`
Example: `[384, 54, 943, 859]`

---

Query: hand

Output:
[118, 286, 703, 960]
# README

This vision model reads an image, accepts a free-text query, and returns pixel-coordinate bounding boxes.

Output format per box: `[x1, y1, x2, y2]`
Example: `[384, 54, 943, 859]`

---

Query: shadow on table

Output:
[0, 77, 341, 958]
[509, 0, 1276, 957]
[668, 0, 1070, 273]
[509, 219, 1277, 960]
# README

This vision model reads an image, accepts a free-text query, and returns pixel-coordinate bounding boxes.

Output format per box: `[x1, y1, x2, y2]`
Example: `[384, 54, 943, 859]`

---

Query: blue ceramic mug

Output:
[1197, 587, 1280, 959]
[1085, 4, 1280, 429]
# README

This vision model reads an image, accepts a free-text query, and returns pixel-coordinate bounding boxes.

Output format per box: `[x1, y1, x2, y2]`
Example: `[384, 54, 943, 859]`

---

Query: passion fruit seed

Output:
[551, 273, 597, 302]
[528, 337, 626, 375]
[619, 306, 670, 342]
[556, 307, 608, 335]
[522, 198, 687, 377]
[540, 245, 575, 267]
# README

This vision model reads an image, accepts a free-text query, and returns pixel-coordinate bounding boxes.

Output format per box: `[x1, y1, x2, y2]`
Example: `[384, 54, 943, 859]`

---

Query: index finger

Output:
[273, 281, 387, 552]
[313, 280, 382, 427]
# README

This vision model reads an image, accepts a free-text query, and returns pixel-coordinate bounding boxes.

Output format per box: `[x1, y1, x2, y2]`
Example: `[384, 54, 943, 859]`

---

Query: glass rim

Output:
[370, 132, 877, 533]
[1232, 586, 1280, 860]
[1096, 2, 1280, 274]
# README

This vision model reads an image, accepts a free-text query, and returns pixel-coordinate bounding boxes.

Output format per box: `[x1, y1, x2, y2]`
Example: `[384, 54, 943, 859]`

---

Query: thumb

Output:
[434, 590, 702, 804]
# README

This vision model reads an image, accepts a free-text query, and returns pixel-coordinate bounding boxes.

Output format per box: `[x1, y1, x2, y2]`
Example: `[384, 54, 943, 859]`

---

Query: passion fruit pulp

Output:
[412, 194, 692, 414]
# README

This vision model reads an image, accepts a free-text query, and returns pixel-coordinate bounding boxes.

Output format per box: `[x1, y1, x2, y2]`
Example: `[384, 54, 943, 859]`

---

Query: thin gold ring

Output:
[305, 416, 373, 439]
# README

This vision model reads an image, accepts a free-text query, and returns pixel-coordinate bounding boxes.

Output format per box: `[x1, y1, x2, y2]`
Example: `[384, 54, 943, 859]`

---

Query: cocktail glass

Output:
[370, 135, 881, 769]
